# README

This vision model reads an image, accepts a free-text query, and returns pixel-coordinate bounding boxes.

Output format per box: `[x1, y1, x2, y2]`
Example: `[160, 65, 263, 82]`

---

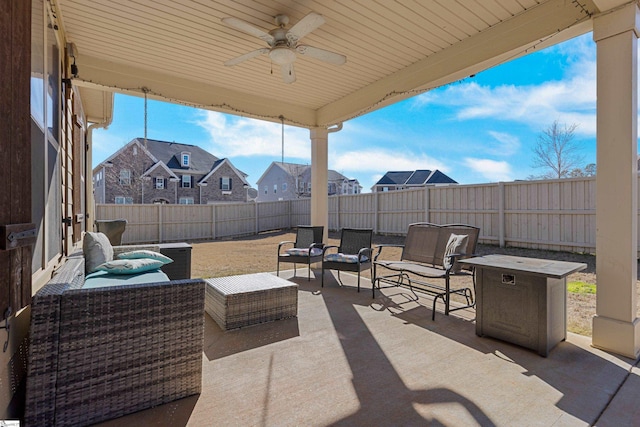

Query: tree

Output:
[531, 121, 584, 179]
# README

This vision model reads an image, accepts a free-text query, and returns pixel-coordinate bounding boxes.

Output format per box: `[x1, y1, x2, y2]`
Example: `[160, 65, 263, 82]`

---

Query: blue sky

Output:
[93, 33, 600, 192]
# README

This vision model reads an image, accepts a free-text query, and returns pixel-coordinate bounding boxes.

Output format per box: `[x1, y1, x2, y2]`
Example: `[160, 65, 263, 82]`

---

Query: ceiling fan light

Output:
[269, 46, 296, 65]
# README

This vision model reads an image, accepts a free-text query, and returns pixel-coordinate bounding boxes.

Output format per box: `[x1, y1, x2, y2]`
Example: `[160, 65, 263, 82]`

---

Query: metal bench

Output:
[372, 222, 480, 320]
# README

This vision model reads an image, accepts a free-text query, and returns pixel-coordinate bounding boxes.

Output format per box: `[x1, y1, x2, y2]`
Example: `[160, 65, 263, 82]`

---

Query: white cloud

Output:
[485, 131, 520, 156]
[464, 158, 513, 182]
[413, 35, 598, 137]
[196, 111, 311, 159]
[331, 149, 448, 173]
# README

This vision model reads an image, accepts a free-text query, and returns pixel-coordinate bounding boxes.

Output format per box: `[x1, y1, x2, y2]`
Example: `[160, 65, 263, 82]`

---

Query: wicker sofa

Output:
[25, 244, 206, 427]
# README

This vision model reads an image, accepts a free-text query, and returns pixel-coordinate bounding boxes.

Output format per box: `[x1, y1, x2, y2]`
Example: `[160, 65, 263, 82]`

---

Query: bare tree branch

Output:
[531, 120, 584, 179]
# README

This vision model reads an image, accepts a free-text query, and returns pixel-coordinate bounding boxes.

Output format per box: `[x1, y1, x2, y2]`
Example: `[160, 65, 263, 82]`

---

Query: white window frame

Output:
[115, 196, 133, 204]
[119, 169, 131, 186]
[182, 175, 191, 188]
[282, 182, 287, 192]
[155, 177, 164, 189]
[273, 184, 277, 194]
[181, 152, 190, 167]
[179, 197, 194, 205]
[221, 176, 231, 191]
[264, 186, 268, 194]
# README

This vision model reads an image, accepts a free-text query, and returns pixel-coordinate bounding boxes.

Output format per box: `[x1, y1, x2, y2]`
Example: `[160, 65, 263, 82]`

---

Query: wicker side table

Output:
[205, 273, 298, 330]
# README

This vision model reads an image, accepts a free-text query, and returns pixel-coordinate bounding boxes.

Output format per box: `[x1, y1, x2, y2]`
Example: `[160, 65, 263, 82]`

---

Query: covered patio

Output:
[94, 270, 639, 426]
[58, 0, 640, 358]
[4, 0, 640, 424]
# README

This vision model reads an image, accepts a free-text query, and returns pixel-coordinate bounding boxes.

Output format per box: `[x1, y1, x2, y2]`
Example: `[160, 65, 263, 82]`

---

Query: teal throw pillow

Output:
[117, 249, 173, 265]
[95, 258, 165, 275]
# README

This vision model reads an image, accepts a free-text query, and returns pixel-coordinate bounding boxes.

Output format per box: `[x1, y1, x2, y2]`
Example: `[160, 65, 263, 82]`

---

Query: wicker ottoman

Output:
[205, 273, 298, 330]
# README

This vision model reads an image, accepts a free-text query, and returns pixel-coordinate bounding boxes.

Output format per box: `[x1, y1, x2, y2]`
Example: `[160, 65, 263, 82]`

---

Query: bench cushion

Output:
[324, 253, 369, 263]
[84, 269, 170, 289]
[285, 247, 323, 257]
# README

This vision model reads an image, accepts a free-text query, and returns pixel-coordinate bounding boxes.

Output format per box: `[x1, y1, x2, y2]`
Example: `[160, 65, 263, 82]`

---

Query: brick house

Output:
[93, 138, 250, 204]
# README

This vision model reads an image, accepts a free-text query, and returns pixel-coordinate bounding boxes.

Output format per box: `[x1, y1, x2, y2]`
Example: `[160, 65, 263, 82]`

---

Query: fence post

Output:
[498, 182, 505, 247]
[211, 203, 216, 240]
[336, 195, 340, 231]
[424, 186, 430, 223]
[255, 202, 259, 234]
[374, 192, 378, 234]
[158, 204, 163, 243]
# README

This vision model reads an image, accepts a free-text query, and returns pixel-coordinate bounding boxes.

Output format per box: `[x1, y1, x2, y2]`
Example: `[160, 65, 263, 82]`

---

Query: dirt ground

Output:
[190, 229, 639, 337]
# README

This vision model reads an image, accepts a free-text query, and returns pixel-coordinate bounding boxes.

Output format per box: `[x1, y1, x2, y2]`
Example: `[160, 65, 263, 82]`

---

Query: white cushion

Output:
[83, 232, 114, 274]
[442, 233, 468, 272]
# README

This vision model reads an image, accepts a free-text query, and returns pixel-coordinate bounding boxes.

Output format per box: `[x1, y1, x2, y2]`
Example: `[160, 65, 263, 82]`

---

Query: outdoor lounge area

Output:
[92, 266, 639, 426]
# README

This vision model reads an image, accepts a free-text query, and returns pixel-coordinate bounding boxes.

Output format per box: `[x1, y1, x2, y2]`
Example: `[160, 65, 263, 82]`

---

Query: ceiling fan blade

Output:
[224, 48, 269, 66]
[221, 17, 274, 44]
[296, 45, 346, 65]
[287, 12, 325, 43]
[281, 63, 296, 84]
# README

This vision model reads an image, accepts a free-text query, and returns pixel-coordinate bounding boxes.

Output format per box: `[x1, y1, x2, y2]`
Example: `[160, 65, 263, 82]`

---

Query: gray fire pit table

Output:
[205, 273, 298, 331]
[460, 255, 586, 356]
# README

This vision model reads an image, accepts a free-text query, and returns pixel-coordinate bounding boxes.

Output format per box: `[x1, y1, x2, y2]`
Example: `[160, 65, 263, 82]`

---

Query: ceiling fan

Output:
[221, 12, 346, 84]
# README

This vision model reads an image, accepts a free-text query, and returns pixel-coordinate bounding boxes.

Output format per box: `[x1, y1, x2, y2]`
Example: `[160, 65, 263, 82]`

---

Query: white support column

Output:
[592, 3, 640, 358]
[310, 127, 329, 241]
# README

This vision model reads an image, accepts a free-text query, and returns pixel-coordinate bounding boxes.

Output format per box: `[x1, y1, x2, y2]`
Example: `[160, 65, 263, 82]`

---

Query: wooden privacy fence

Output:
[96, 177, 610, 253]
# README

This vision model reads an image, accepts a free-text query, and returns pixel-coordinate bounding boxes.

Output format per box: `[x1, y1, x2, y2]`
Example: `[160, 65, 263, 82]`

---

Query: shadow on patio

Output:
[96, 269, 635, 427]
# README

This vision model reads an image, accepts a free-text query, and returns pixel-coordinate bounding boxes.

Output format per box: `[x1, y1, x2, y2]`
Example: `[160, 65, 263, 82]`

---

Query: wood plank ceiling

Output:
[53, 0, 609, 128]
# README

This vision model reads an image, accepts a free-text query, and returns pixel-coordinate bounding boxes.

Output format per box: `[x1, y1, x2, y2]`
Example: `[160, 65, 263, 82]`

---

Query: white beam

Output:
[592, 2, 640, 358]
[310, 128, 329, 242]
[73, 54, 317, 127]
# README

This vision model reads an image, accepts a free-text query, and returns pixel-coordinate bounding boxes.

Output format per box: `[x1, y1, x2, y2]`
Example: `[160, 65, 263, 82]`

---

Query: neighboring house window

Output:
[382, 186, 389, 192]
[179, 197, 194, 204]
[307, 182, 311, 192]
[133, 146, 137, 155]
[182, 175, 191, 188]
[273, 184, 277, 194]
[115, 196, 133, 204]
[181, 152, 190, 167]
[264, 186, 267, 194]
[220, 176, 231, 191]
[155, 177, 165, 189]
[282, 183, 287, 192]
[119, 169, 131, 186]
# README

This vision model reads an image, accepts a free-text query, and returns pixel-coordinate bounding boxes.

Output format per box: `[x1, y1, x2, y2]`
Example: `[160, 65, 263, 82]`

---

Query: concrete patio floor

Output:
[97, 269, 640, 427]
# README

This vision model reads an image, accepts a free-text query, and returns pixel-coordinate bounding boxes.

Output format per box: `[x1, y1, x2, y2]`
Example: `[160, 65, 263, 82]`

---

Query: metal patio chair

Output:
[322, 228, 373, 292]
[277, 225, 325, 280]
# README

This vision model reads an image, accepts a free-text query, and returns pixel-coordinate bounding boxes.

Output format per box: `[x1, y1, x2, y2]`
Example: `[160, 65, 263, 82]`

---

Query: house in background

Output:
[372, 169, 457, 192]
[256, 162, 362, 202]
[93, 138, 250, 204]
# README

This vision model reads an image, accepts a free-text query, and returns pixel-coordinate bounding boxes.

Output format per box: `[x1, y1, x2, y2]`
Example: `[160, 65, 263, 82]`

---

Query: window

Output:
[282, 183, 287, 192]
[382, 186, 389, 192]
[220, 176, 231, 191]
[181, 152, 190, 167]
[307, 182, 312, 192]
[133, 146, 137, 156]
[119, 169, 131, 186]
[273, 184, 277, 194]
[264, 186, 268, 194]
[179, 197, 194, 205]
[115, 196, 133, 204]
[155, 177, 165, 189]
[182, 175, 191, 188]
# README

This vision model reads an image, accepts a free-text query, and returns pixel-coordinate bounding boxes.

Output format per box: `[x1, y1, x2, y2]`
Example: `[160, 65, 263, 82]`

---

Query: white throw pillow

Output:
[443, 233, 469, 272]
[83, 232, 114, 274]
